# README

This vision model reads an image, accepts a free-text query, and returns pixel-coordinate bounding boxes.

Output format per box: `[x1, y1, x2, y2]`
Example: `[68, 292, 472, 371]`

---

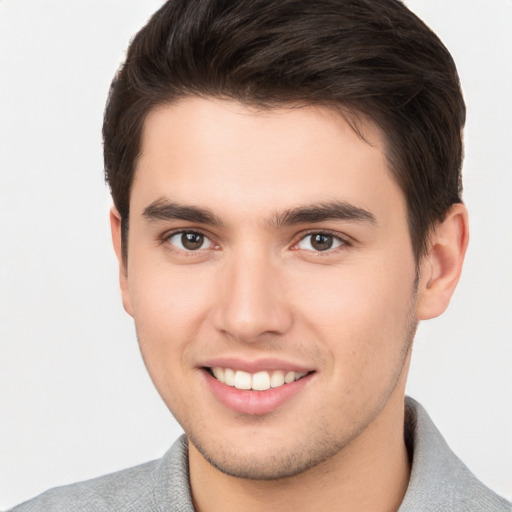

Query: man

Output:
[9, 0, 511, 511]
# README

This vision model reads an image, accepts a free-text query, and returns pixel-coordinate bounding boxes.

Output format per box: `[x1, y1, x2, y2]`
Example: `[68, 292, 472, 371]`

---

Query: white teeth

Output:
[252, 371, 271, 391]
[224, 368, 235, 386]
[270, 370, 285, 388]
[211, 367, 307, 391]
[234, 370, 252, 390]
[212, 367, 224, 381]
[284, 371, 295, 384]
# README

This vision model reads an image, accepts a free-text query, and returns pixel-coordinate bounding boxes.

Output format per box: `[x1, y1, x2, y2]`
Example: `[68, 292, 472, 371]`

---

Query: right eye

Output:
[167, 231, 214, 251]
[295, 232, 346, 252]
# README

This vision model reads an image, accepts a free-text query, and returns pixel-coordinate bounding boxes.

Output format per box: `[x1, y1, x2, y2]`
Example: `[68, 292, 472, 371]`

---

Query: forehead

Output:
[132, 96, 405, 222]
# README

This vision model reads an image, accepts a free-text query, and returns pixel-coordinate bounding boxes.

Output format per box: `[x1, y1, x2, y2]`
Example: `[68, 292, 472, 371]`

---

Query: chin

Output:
[188, 430, 347, 481]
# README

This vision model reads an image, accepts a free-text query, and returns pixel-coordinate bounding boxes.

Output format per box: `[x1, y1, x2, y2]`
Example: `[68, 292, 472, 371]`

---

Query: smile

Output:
[210, 367, 307, 391]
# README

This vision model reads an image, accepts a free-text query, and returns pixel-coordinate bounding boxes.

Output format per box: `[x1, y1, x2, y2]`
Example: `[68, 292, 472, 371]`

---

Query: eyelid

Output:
[160, 228, 219, 252]
[292, 229, 353, 252]
[158, 227, 352, 254]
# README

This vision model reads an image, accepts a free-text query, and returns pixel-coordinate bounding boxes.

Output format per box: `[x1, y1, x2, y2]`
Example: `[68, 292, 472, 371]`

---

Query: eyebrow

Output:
[142, 198, 376, 228]
[270, 201, 376, 228]
[143, 199, 224, 226]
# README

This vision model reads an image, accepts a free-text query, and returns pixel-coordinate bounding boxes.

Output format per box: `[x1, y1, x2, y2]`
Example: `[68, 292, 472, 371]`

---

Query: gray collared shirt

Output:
[9, 397, 511, 511]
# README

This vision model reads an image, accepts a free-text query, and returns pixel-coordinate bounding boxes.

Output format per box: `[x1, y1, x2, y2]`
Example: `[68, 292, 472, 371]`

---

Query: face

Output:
[116, 97, 420, 479]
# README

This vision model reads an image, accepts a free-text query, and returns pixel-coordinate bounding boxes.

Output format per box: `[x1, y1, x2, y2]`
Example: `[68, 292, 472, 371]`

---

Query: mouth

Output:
[200, 358, 315, 415]
[206, 367, 310, 391]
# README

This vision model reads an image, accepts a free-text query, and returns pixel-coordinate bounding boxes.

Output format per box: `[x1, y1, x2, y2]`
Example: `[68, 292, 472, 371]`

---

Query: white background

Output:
[1, 0, 511, 508]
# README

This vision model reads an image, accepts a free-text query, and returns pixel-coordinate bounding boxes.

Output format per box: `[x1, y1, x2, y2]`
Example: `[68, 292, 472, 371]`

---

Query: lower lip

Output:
[203, 370, 313, 415]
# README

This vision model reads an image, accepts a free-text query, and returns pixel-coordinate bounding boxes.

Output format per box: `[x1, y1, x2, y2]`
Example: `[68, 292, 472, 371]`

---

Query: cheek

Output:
[125, 262, 218, 415]
[126, 259, 216, 368]
[293, 256, 417, 377]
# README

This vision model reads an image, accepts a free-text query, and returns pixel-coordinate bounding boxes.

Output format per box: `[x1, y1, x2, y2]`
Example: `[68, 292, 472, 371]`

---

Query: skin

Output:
[111, 97, 468, 512]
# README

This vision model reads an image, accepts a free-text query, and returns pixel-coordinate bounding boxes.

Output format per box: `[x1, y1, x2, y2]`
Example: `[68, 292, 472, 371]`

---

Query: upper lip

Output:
[200, 356, 314, 374]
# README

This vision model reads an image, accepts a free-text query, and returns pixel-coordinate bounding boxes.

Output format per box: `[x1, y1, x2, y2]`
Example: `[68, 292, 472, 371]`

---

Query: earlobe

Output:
[416, 204, 469, 320]
[110, 207, 134, 317]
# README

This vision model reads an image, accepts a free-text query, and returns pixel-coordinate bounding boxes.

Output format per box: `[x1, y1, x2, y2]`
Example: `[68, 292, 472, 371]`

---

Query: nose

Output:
[212, 249, 293, 343]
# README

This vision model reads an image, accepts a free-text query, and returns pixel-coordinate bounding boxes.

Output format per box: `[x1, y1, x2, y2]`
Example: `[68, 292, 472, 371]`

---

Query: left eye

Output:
[167, 232, 213, 251]
[297, 233, 344, 252]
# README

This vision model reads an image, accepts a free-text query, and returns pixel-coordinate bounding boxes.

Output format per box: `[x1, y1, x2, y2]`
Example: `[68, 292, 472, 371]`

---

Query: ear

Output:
[110, 207, 134, 317]
[416, 203, 469, 320]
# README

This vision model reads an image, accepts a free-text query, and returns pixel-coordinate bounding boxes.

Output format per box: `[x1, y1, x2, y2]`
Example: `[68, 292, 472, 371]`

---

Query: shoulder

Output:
[8, 436, 194, 512]
[9, 461, 159, 512]
[400, 397, 511, 512]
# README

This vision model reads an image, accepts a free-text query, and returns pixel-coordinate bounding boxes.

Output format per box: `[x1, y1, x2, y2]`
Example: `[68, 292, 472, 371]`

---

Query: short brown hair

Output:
[103, 0, 465, 261]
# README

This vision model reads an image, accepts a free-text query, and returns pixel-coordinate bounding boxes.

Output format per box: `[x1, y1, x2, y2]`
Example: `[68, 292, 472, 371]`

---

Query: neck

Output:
[189, 392, 410, 512]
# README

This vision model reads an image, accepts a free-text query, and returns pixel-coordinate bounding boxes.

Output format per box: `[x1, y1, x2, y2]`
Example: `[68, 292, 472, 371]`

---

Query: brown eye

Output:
[181, 233, 204, 250]
[311, 234, 333, 251]
[297, 233, 344, 252]
[168, 231, 212, 251]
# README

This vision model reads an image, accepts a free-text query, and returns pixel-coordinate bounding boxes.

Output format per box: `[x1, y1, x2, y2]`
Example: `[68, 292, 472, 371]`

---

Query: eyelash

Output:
[159, 229, 352, 255]
[292, 230, 352, 254]
[160, 229, 217, 255]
